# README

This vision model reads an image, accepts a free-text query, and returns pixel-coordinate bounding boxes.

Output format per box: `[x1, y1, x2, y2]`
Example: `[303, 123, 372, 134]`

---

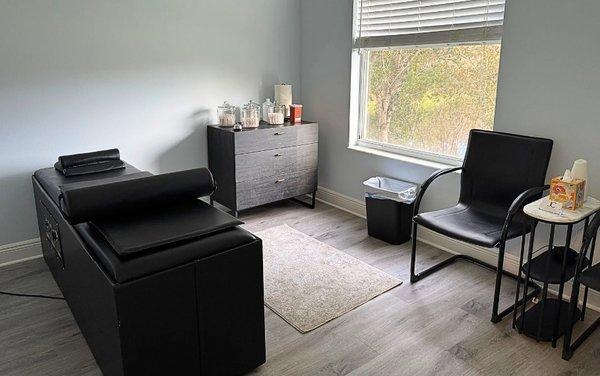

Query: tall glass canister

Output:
[241, 100, 261, 129]
[217, 101, 237, 126]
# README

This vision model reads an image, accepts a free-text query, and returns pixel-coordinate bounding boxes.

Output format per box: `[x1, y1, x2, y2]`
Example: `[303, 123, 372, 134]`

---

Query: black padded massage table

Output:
[32, 149, 266, 375]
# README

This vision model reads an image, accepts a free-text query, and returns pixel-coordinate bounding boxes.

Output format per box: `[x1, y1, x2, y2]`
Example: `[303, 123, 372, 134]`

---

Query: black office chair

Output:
[563, 213, 600, 360]
[410, 129, 553, 323]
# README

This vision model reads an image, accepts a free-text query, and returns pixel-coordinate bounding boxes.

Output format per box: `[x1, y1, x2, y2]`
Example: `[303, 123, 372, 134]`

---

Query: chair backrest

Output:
[581, 213, 600, 259]
[460, 130, 553, 217]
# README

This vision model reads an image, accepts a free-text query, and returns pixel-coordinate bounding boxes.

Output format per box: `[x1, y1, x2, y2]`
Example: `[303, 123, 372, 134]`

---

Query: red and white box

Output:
[290, 104, 303, 123]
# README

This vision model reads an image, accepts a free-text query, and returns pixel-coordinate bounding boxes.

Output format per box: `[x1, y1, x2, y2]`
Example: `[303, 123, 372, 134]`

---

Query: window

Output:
[351, 0, 505, 164]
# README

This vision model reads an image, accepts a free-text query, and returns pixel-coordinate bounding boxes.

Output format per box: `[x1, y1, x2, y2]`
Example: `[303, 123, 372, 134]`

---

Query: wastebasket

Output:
[363, 177, 418, 245]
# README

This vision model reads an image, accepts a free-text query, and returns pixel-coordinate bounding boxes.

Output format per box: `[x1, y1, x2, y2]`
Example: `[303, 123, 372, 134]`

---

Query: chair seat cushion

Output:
[580, 264, 600, 291]
[414, 204, 527, 248]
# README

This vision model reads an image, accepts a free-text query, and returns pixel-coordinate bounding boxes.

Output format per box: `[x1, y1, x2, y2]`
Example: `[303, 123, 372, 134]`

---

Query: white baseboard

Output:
[316, 186, 367, 218]
[0, 238, 43, 268]
[315, 185, 600, 313]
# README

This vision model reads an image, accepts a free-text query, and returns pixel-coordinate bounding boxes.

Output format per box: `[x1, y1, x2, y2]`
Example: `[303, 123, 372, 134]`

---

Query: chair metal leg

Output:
[564, 316, 600, 360]
[411, 222, 462, 283]
[519, 222, 537, 333]
[562, 280, 600, 360]
[410, 222, 418, 283]
[562, 279, 581, 360]
[411, 222, 540, 323]
[491, 240, 508, 324]
[581, 235, 597, 321]
[512, 228, 528, 328]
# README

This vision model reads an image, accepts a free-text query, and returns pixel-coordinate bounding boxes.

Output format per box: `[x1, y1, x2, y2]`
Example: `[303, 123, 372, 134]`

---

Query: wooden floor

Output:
[2, 201, 600, 375]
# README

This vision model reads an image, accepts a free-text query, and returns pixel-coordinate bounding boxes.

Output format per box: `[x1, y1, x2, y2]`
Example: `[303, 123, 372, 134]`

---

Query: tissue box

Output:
[549, 176, 585, 210]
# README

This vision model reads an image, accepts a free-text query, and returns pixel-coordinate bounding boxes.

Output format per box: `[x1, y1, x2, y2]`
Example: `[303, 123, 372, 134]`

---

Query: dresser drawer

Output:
[235, 143, 318, 183]
[234, 123, 318, 154]
[236, 170, 317, 210]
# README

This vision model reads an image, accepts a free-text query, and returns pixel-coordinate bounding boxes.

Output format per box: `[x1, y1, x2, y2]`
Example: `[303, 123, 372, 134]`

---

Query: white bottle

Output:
[262, 98, 272, 122]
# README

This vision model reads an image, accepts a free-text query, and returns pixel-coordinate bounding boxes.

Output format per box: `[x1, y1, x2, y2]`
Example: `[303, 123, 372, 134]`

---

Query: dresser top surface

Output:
[208, 121, 317, 133]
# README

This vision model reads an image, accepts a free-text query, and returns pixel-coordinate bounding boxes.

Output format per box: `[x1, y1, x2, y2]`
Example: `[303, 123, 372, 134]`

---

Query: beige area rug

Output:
[256, 224, 402, 333]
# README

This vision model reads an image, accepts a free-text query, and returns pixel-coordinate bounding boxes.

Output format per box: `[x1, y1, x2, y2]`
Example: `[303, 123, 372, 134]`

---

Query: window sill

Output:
[348, 144, 462, 171]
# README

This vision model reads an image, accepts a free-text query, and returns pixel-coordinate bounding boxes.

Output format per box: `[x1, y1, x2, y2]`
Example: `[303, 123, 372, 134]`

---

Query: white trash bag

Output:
[363, 177, 418, 204]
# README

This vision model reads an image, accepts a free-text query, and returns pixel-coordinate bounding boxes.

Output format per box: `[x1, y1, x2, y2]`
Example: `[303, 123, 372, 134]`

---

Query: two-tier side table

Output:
[513, 197, 600, 347]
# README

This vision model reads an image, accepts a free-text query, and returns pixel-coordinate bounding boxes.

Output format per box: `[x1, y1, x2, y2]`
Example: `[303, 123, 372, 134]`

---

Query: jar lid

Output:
[218, 101, 234, 110]
[243, 100, 261, 110]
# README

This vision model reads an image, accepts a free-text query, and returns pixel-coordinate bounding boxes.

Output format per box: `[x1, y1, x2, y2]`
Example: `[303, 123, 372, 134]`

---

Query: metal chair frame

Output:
[410, 166, 546, 323]
[562, 214, 600, 360]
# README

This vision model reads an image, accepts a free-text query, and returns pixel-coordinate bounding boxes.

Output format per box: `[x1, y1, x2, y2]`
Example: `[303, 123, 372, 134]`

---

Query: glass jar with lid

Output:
[241, 100, 261, 129]
[265, 101, 286, 125]
[262, 98, 273, 122]
[217, 101, 237, 127]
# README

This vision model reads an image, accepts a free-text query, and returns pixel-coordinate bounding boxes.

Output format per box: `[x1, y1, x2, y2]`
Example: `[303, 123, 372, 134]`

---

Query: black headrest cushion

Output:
[58, 148, 121, 169]
[55, 148, 125, 176]
[60, 168, 215, 224]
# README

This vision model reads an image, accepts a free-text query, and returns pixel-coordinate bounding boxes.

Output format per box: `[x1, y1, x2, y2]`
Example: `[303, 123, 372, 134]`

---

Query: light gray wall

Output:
[0, 0, 301, 245]
[300, 0, 600, 240]
[495, 1, 600, 185]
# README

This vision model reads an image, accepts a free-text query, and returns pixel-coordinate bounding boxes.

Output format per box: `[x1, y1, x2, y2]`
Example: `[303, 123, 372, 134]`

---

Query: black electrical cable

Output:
[0, 291, 65, 300]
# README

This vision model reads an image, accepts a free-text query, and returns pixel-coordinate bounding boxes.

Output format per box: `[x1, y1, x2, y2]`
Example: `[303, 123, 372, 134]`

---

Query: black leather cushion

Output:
[580, 264, 600, 292]
[55, 148, 124, 176]
[416, 130, 552, 248]
[58, 148, 121, 169]
[60, 168, 215, 224]
[415, 204, 528, 247]
[76, 223, 257, 283]
[54, 159, 125, 177]
[34, 162, 145, 206]
[90, 200, 242, 255]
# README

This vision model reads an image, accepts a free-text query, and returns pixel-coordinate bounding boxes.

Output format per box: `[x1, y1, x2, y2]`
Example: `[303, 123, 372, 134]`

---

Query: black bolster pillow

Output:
[60, 168, 215, 224]
[58, 148, 121, 169]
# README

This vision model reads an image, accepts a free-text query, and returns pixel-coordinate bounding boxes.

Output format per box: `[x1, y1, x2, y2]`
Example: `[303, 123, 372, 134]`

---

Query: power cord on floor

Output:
[0, 291, 65, 300]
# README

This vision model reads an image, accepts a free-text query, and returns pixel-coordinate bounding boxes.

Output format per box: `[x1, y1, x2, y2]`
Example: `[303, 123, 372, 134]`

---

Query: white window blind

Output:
[354, 0, 505, 48]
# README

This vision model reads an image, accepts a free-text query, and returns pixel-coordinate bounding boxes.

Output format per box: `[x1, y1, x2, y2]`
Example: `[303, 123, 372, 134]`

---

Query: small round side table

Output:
[514, 197, 600, 347]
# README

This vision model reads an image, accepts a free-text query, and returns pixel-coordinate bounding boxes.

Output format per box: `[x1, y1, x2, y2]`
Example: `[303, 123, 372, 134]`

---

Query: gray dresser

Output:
[207, 121, 318, 216]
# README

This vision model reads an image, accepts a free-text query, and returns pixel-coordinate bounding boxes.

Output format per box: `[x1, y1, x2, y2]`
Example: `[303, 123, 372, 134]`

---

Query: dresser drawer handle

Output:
[274, 132, 285, 135]
[274, 153, 283, 157]
[275, 178, 286, 183]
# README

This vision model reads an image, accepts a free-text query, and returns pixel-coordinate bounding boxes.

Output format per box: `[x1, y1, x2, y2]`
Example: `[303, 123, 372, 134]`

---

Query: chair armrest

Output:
[500, 185, 549, 243]
[507, 185, 550, 216]
[414, 166, 462, 216]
